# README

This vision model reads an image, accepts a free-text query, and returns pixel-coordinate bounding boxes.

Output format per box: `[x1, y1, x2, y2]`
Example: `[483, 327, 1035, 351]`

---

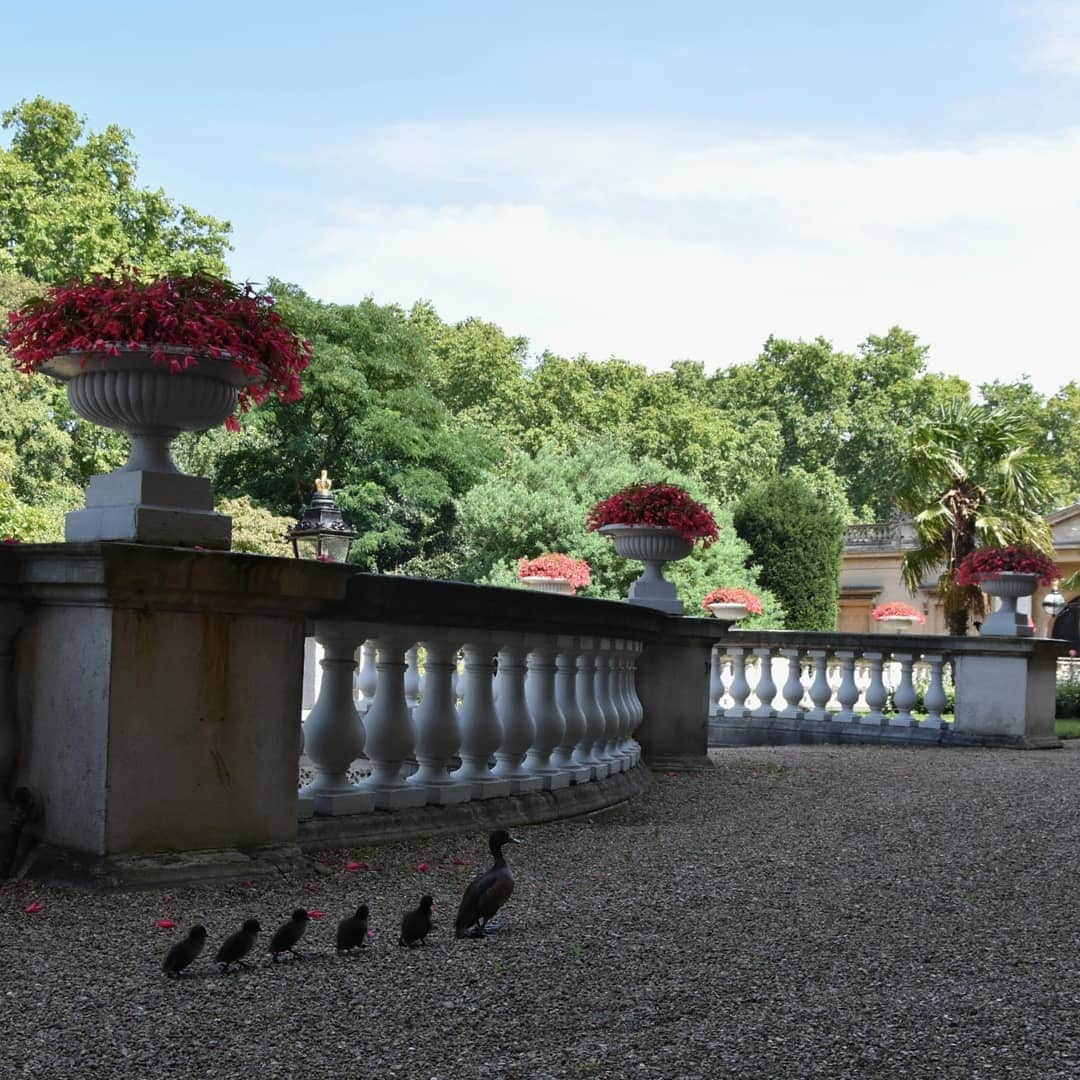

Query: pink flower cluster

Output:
[955, 545, 1060, 587]
[701, 587, 764, 615]
[587, 483, 720, 546]
[5, 271, 313, 430]
[872, 601, 925, 623]
[518, 553, 591, 591]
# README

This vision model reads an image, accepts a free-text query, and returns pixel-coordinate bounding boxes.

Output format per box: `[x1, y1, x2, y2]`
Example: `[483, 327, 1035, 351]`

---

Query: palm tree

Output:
[897, 400, 1053, 636]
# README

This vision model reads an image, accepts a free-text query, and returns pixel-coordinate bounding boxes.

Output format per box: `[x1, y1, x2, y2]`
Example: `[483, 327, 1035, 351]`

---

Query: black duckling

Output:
[162, 924, 208, 977]
[398, 895, 434, 946]
[215, 918, 260, 973]
[269, 909, 310, 962]
[454, 829, 522, 939]
[336, 904, 370, 954]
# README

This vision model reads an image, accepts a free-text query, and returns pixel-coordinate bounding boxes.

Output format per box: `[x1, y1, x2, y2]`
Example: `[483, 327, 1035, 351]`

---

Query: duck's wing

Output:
[455, 868, 496, 933]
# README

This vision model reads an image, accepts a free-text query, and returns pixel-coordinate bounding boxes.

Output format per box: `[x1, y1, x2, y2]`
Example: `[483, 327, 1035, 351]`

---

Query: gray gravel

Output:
[4, 744, 1080, 1079]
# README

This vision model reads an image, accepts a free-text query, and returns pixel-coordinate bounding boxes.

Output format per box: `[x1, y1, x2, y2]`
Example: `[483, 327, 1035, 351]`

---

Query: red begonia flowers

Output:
[587, 483, 720, 546]
[5, 270, 312, 431]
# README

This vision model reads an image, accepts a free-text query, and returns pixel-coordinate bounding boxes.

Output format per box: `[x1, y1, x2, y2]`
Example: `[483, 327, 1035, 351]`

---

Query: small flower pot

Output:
[599, 524, 693, 614]
[707, 602, 750, 625]
[875, 615, 922, 634]
[979, 572, 1039, 637]
[520, 576, 575, 596]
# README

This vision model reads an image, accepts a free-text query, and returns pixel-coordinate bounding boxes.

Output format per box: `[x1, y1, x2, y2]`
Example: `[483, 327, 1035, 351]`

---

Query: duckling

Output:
[162, 924, 208, 977]
[398, 895, 434, 946]
[269, 909, 310, 962]
[454, 829, 522, 939]
[215, 918, 260, 973]
[336, 904, 370, 954]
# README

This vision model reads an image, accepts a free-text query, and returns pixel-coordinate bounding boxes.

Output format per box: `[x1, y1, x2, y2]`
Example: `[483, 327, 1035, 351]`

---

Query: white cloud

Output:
[1023, 1, 1080, 75]
[285, 121, 1080, 396]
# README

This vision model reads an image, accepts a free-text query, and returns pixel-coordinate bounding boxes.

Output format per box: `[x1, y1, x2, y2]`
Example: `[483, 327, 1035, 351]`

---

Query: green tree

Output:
[0, 97, 231, 282]
[208, 282, 497, 571]
[896, 400, 1054, 636]
[733, 474, 844, 630]
[454, 438, 783, 624]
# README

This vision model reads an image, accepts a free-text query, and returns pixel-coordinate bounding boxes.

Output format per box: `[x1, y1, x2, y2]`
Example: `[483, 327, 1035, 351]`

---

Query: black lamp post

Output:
[287, 470, 357, 563]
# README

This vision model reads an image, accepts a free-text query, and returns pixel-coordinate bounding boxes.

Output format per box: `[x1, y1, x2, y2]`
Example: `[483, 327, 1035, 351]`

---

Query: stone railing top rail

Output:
[843, 522, 919, 550]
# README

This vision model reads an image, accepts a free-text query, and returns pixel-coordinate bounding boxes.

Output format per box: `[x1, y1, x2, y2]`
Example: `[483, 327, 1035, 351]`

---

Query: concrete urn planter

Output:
[875, 615, 921, 634]
[708, 601, 750, 624]
[599, 524, 693, 614]
[520, 576, 575, 596]
[979, 572, 1039, 637]
[41, 349, 262, 548]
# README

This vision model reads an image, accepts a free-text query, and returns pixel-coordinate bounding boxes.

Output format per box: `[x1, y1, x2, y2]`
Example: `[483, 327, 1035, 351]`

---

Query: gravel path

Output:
[4, 744, 1080, 1079]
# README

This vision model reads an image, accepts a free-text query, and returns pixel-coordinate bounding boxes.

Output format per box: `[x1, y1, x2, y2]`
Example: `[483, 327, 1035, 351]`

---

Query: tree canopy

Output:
[0, 97, 231, 283]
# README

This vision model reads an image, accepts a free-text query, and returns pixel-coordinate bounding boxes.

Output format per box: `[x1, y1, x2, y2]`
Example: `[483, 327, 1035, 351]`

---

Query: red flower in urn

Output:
[955, 546, 1060, 588]
[587, 483, 719, 546]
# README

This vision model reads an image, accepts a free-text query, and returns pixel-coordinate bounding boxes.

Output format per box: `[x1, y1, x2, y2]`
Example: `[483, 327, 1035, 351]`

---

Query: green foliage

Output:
[208, 282, 498, 571]
[0, 97, 231, 283]
[733, 474, 844, 630]
[453, 438, 783, 624]
[896, 399, 1054, 635]
[217, 496, 294, 557]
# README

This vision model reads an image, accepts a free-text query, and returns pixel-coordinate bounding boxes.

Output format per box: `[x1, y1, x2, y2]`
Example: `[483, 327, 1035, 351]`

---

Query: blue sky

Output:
[3, 1, 1080, 393]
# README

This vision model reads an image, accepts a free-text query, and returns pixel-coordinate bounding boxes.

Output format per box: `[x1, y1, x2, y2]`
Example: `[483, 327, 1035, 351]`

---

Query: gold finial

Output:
[315, 469, 332, 493]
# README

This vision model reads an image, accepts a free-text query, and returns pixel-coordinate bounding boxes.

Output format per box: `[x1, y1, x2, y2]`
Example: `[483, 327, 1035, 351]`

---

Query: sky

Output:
[3, 1, 1080, 395]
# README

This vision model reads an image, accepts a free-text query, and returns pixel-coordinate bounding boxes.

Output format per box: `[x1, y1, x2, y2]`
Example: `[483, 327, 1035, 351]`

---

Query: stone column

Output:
[408, 634, 471, 804]
[452, 637, 511, 798]
[574, 637, 608, 779]
[552, 636, 591, 784]
[359, 634, 427, 809]
[492, 636, 542, 793]
[300, 622, 373, 815]
[523, 638, 569, 790]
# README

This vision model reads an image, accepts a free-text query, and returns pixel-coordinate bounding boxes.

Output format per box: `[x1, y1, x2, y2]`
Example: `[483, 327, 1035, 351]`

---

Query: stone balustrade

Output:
[300, 626, 644, 817]
[0, 544, 1066, 884]
[708, 629, 1061, 748]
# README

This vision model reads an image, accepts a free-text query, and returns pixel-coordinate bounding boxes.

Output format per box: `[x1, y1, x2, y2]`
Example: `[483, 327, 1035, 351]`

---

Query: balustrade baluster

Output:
[725, 647, 751, 719]
[834, 650, 859, 723]
[709, 644, 724, 718]
[921, 653, 947, 729]
[451, 637, 511, 798]
[552, 636, 592, 783]
[805, 649, 832, 722]
[779, 648, 805, 721]
[524, 638, 569, 789]
[404, 646, 421, 709]
[625, 640, 645, 765]
[358, 633, 427, 808]
[575, 636, 609, 779]
[861, 651, 887, 725]
[355, 641, 377, 716]
[301, 622, 374, 814]
[593, 638, 622, 771]
[890, 652, 916, 727]
[751, 647, 777, 719]
[610, 639, 634, 769]
[493, 636, 543, 793]
[407, 635, 471, 804]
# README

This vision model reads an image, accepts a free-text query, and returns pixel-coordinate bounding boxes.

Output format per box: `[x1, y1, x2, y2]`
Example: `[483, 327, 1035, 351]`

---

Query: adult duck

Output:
[454, 829, 522, 939]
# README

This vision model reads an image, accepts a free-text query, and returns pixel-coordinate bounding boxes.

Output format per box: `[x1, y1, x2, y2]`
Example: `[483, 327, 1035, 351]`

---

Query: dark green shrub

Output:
[733, 474, 844, 631]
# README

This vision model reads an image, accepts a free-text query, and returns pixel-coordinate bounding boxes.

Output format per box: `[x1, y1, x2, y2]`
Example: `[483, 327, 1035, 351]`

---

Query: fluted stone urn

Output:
[599, 524, 692, 614]
[41, 349, 260, 549]
[979, 572, 1039, 637]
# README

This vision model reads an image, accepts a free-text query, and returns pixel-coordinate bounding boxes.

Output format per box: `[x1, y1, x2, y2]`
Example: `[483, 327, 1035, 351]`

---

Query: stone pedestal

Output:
[8, 545, 353, 879]
[65, 470, 232, 549]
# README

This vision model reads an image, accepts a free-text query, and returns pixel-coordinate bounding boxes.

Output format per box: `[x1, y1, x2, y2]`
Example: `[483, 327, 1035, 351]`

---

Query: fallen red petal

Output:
[451, 857, 471, 866]
[308, 908, 327, 919]
[240, 880, 255, 888]
[345, 861, 368, 872]
[367, 929, 375, 938]
[156, 918, 177, 929]
[24, 901, 45, 914]
[414, 862, 430, 872]
[665, 771, 677, 778]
